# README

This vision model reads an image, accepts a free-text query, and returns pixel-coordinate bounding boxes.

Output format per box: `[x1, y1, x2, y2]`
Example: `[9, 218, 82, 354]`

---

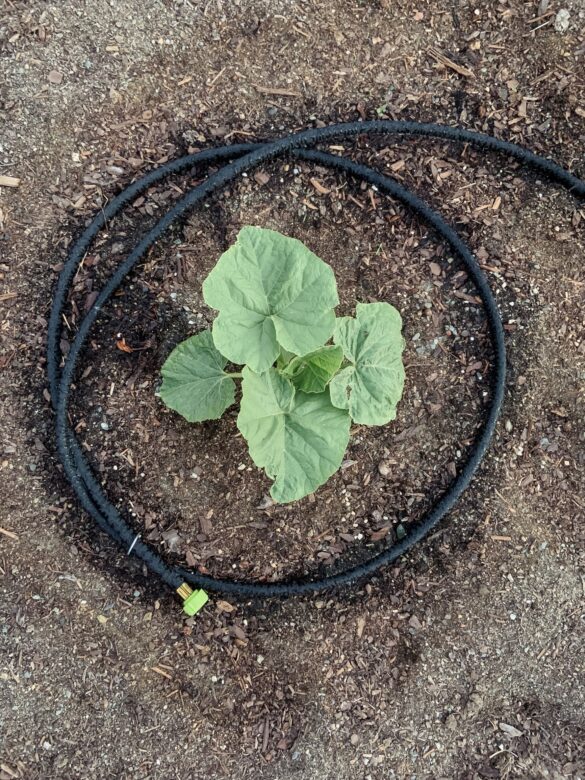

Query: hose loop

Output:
[47, 121, 584, 598]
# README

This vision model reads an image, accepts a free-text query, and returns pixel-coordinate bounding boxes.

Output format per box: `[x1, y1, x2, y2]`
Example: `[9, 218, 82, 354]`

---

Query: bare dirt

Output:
[1, 1, 584, 779]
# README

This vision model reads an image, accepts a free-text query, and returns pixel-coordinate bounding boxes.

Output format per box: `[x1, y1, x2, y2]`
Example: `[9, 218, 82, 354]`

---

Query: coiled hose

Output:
[47, 121, 585, 603]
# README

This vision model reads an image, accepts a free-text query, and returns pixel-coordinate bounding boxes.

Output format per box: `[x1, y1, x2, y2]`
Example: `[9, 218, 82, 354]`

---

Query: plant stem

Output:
[277, 347, 295, 369]
[226, 372, 243, 379]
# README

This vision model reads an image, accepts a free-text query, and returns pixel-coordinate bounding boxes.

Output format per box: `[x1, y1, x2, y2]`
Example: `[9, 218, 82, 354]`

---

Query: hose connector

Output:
[177, 583, 208, 616]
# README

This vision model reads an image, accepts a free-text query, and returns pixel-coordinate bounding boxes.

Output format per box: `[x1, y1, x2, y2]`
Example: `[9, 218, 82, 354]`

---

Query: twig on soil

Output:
[529, 9, 555, 24]
[207, 66, 227, 88]
[494, 489, 517, 515]
[251, 83, 301, 97]
[151, 666, 173, 680]
[428, 48, 474, 78]
[522, 19, 553, 36]
[0, 527, 18, 540]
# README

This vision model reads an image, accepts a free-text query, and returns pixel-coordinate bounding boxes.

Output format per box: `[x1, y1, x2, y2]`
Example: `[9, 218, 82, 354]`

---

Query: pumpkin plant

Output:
[159, 226, 405, 503]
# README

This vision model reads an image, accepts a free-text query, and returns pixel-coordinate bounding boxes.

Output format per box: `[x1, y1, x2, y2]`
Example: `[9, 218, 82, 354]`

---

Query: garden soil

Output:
[1, 1, 584, 778]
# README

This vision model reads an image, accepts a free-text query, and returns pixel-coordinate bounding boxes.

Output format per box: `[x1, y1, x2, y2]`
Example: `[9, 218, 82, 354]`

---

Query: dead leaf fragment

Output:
[499, 722, 523, 738]
[116, 338, 134, 353]
[408, 614, 422, 630]
[161, 529, 181, 552]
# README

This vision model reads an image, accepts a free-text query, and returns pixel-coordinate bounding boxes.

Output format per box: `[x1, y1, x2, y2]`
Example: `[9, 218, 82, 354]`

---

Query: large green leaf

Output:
[159, 330, 236, 422]
[282, 345, 343, 394]
[237, 368, 350, 503]
[202, 226, 339, 373]
[330, 302, 405, 425]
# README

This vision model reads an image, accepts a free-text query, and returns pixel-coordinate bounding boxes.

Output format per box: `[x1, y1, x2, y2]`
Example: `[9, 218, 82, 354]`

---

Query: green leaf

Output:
[202, 226, 339, 373]
[237, 367, 350, 503]
[282, 345, 343, 394]
[159, 330, 236, 422]
[330, 302, 405, 425]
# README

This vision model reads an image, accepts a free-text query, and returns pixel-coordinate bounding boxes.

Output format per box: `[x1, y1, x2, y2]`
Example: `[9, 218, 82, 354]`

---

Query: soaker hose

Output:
[47, 121, 585, 611]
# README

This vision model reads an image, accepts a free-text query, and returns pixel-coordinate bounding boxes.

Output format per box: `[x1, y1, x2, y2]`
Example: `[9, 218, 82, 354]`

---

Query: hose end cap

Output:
[178, 583, 209, 616]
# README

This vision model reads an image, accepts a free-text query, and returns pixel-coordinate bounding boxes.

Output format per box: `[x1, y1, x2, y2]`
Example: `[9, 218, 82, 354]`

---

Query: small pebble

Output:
[256, 495, 275, 510]
[378, 460, 391, 477]
[445, 713, 458, 730]
[554, 8, 570, 33]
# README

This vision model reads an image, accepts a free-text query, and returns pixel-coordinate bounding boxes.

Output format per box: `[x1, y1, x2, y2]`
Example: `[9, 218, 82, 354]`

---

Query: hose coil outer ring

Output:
[47, 121, 585, 599]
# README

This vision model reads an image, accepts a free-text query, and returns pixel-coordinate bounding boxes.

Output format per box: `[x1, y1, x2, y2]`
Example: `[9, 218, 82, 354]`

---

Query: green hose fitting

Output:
[177, 583, 209, 616]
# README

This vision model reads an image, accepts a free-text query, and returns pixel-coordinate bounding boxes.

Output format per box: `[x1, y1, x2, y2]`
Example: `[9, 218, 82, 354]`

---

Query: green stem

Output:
[276, 347, 295, 370]
[226, 372, 243, 379]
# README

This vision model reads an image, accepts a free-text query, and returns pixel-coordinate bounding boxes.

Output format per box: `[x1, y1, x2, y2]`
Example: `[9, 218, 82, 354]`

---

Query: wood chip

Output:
[369, 526, 390, 541]
[262, 717, 270, 752]
[428, 47, 474, 78]
[310, 177, 331, 195]
[254, 171, 270, 186]
[453, 290, 481, 304]
[0, 526, 18, 540]
[0, 176, 21, 188]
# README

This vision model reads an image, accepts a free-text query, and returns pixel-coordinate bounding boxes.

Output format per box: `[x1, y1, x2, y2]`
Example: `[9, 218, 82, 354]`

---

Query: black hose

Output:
[47, 121, 585, 600]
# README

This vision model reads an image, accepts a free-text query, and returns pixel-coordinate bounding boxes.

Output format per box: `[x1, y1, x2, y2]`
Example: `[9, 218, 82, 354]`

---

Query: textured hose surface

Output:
[48, 121, 585, 599]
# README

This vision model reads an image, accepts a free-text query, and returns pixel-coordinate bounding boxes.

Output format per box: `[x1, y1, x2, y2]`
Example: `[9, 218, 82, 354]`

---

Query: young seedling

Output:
[159, 226, 405, 503]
